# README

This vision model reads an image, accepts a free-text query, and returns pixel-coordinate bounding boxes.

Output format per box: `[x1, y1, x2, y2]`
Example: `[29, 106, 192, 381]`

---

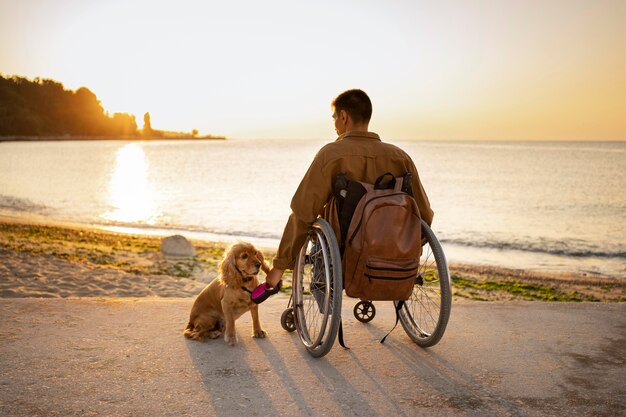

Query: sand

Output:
[0, 216, 624, 302]
[0, 218, 219, 298]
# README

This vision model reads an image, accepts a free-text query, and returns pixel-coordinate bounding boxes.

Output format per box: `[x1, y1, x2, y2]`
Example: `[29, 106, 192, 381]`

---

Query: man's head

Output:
[331, 89, 372, 135]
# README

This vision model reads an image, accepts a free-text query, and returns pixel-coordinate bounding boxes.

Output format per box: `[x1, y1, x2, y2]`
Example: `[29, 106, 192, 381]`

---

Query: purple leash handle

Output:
[246, 280, 282, 304]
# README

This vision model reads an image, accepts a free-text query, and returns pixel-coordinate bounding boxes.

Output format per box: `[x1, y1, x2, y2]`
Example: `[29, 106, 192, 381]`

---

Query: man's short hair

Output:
[332, 89, 372, 124]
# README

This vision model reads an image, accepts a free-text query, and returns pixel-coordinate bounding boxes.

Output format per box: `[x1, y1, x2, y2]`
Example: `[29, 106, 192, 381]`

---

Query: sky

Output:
[1, 0, 624, 140]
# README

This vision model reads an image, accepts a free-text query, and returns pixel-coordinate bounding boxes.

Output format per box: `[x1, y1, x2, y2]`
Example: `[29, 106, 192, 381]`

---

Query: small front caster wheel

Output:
[281, 308, 296, 332]
[353, 301, 376, 323]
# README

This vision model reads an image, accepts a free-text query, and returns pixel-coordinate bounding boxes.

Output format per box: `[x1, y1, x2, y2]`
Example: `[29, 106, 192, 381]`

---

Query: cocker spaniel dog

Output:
[184, 242, 270, 346]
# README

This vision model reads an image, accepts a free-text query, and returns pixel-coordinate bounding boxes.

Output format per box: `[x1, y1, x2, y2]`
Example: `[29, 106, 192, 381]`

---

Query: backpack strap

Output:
[375, 172, 411, 193]
[401, 172, 413, 196]
[380, 300, 405, 344]
[374, 172, 395, 190]
[338, 319, 350, 350]
[393, 177, 404, 192]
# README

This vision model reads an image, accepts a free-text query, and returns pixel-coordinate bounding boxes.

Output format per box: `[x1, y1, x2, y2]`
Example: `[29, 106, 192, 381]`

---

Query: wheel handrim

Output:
[294, 229, 333, 349]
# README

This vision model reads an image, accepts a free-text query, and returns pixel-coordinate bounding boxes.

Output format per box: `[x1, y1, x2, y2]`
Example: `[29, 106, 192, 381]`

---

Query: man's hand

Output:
[265, 268, 284, 288]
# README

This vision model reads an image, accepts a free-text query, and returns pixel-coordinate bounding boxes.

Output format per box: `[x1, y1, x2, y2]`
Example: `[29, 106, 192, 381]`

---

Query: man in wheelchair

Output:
[264, 89, 434, 293]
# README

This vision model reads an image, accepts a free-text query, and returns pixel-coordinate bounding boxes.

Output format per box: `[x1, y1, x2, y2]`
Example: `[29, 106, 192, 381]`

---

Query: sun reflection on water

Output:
[101, 143, 159, 224]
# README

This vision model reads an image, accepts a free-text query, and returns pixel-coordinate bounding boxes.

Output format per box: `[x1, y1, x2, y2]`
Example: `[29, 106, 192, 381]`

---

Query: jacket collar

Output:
[336, 131, 381, 142]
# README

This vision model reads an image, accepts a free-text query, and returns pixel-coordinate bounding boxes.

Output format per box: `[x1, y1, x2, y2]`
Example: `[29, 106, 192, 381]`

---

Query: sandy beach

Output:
[0, 217, 624, 302]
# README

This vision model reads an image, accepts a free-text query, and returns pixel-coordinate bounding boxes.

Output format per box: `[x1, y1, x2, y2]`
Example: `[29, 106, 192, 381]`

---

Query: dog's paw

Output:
[224, 333, 238, 346]
[184, 330, 206, 342]
[253, 329, 267, 338]
[208, 330, 222, 339]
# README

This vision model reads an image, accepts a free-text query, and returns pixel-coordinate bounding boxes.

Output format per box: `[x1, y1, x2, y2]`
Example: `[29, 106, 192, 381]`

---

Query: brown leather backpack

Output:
[326, 173, 422, 301]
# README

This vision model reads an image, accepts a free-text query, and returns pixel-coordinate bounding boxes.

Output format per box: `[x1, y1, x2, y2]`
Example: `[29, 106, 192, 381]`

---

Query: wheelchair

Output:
[280, 218, 452, 358]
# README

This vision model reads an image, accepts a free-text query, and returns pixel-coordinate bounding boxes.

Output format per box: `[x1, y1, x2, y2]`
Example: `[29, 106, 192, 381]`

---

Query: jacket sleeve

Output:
[408, 159, 434, 226]
[273, 157, 332, 270]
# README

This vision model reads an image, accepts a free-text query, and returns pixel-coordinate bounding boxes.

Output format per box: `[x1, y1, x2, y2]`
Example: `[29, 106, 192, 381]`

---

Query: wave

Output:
[101, 220, 625, 261]
[0, 195, 49, 213]
[95, 219, 283, 241]
[439, 235, 626, 259]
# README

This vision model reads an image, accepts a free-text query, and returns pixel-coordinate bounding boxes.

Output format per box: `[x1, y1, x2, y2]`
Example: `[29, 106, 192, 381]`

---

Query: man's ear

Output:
[340, 110, 353, 130]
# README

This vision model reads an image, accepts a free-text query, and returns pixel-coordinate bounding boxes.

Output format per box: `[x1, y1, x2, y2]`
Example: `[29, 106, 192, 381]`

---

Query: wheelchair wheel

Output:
[293, 219, 343, 358]
[396, 220, 452, 347]
[353, 301, 376, 323]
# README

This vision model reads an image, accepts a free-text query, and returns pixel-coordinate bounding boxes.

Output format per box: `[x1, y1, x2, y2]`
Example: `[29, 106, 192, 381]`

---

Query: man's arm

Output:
[265, 267, 284, 288]
[268, 157, 332, 285]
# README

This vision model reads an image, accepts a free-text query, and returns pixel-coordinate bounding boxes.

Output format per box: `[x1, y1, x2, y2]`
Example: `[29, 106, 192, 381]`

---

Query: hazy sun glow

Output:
[101, 144, 159, 224]
[1, 0, 624, 140]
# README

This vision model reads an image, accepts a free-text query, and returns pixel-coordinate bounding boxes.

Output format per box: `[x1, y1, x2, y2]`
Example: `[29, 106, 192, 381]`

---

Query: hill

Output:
[0, 75, 223, 139]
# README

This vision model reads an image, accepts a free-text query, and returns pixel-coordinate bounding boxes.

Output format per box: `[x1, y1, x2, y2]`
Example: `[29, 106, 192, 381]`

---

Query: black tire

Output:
[353, 301, 376, 323]
[396, 220, 452, 347]
[293, 219, 343, 358]
[280, 308, 296, 332]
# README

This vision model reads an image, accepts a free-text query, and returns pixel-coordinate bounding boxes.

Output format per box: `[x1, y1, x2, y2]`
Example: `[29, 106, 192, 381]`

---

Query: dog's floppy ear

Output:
[219, 245, 241, 287]
[256, 250, 271, 275]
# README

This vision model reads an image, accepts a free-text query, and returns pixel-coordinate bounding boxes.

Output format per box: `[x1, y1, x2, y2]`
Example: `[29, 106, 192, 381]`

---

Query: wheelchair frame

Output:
[281, 218, 452, 358]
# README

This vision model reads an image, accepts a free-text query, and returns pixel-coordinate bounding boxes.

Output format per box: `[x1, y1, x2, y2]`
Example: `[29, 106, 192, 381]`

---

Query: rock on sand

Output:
[161, 235, 196, 257]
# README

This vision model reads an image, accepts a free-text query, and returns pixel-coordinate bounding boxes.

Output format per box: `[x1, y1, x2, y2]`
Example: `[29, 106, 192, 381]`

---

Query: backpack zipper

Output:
[364, 273, 416, 281]
[366, 265, 418, 272]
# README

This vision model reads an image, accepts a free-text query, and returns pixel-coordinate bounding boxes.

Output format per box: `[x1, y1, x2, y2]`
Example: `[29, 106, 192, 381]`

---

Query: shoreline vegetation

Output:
[0, 74, 225, 140]
[1, 218, 624, 302]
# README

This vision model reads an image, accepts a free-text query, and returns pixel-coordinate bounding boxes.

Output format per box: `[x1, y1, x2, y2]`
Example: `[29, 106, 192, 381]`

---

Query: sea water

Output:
[0, 139, 624, 278]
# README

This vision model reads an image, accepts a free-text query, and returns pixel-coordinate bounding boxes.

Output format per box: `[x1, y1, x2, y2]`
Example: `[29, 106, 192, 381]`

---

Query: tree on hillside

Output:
[0, 74, 139, 137]
[111, 113, 138, 137]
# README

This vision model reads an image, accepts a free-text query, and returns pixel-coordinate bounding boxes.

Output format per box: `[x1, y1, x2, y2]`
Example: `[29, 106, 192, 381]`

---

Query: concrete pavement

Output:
[1, 296, 624, 416]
